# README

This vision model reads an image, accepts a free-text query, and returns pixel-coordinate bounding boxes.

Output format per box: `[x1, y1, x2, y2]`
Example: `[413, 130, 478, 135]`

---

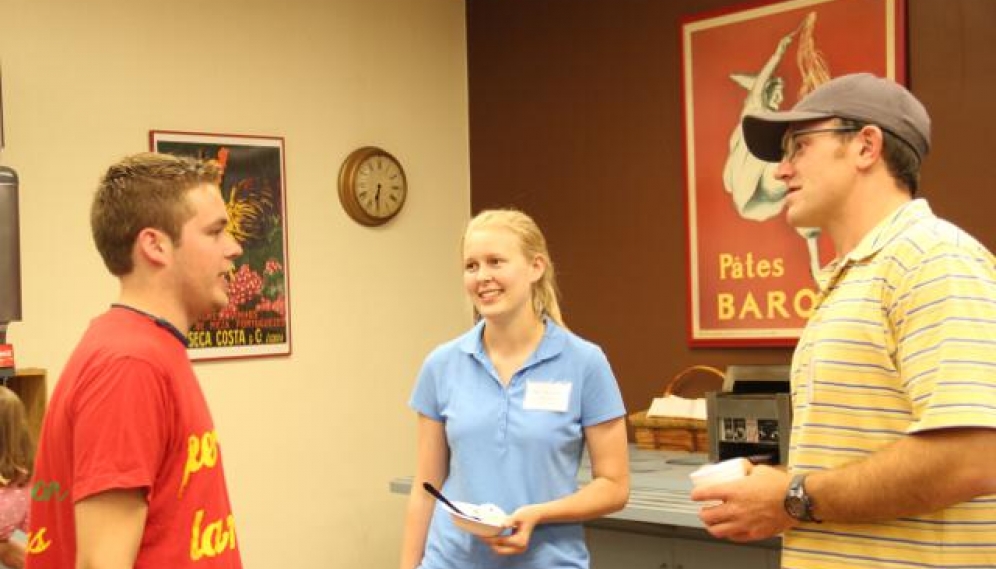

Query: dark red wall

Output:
[466, 0, 996, 419]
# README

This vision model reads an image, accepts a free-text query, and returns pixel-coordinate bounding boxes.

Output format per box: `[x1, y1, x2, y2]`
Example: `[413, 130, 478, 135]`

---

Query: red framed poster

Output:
[681, 0, 906, 346]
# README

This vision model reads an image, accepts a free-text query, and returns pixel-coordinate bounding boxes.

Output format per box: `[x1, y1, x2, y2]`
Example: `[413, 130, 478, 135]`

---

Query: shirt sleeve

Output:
[580, 347, 626, 427]
[71, 356, 172, 503]
[893, 243, 996, 433]
[409, 352, 443, 422]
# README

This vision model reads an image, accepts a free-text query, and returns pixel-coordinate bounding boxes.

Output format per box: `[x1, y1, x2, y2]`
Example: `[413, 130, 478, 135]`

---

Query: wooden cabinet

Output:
[5, 367, 47, 442]
[587, 526, 777, 569]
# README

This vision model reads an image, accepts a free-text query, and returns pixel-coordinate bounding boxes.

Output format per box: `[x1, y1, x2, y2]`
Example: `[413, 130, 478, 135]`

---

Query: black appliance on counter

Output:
[706, 365, 791, 465]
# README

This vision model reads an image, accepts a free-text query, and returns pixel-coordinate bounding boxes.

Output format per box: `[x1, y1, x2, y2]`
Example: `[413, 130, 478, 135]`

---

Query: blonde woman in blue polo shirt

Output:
[400, 209, 630, 569]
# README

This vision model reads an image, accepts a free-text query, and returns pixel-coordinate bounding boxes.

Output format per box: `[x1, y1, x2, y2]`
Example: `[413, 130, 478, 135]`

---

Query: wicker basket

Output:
[628, 365, 725, 452]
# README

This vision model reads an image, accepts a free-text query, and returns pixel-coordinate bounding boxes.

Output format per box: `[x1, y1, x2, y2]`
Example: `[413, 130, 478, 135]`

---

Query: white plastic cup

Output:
[690, 457, 748, 488]
[689, 458, 747, 506]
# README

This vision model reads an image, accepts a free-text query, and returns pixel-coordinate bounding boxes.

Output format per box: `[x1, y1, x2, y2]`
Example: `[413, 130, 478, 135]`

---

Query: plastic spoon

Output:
[422, 482, 479, 520]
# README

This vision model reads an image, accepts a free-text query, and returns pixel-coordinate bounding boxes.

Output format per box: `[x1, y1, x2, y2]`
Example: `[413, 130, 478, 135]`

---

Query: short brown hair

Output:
[91, 152, 222, 275]
[0, 386, 33, 486]
[837, 118, 921, 193]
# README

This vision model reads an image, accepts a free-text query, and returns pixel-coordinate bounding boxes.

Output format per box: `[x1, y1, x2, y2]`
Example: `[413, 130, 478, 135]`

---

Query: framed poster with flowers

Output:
[680, 0, 905, 346]
[151, 130, 291, 360]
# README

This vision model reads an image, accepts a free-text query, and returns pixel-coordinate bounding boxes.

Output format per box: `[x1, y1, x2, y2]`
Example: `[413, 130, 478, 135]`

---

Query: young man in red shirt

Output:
[28, 152, 245, 569]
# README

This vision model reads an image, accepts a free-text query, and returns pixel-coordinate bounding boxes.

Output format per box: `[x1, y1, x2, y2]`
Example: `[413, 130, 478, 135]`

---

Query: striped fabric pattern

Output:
[783, 200, 996, 569]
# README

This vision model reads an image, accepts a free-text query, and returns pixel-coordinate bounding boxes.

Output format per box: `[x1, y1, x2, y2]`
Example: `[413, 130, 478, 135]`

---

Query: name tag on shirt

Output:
[523, 380, 571, 412]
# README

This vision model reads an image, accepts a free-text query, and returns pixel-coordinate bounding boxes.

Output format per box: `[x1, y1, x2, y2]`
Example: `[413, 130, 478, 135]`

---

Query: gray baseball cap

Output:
[742, 72, 931, 163]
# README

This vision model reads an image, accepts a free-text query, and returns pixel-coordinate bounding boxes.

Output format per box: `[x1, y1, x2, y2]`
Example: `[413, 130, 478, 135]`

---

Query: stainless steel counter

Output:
[390, 446, 781, 565]
[391, 447, 712, 530]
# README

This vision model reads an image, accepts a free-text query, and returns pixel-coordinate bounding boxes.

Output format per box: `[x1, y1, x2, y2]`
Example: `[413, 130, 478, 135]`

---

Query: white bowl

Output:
[446, 501, 507, 537]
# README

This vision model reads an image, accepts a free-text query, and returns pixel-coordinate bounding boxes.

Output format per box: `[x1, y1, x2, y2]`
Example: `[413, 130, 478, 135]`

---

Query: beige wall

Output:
[0, 0, 470, 566]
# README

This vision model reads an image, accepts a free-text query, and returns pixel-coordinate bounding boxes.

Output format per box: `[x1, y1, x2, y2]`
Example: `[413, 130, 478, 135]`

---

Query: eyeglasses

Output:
[780, 126, 860, 162]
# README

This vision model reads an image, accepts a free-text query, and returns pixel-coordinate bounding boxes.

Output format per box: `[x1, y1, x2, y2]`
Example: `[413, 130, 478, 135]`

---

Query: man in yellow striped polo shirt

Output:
[691, 73, 996, 568]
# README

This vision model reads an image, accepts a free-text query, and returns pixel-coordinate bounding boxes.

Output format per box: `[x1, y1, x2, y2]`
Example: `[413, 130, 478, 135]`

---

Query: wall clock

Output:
[338, 146, 407, 226]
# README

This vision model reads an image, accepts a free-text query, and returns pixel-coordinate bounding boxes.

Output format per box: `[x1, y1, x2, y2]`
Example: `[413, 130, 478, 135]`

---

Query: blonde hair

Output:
[0, 386, 33, 486]
[463, 209, 565, 327]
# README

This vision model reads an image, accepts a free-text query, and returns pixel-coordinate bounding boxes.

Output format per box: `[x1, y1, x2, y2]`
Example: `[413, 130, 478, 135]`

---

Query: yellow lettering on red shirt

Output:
[26, 527, 52, 555]
[179, 430, 219, 497]
[190, 509, 238, 561]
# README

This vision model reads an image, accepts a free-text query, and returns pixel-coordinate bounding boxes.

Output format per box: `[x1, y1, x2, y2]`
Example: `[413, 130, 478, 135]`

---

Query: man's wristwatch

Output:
[784, 473, 821, 523]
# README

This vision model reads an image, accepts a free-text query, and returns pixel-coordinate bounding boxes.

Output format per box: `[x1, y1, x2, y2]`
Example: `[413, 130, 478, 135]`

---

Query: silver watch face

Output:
[785, 496, 807, 519]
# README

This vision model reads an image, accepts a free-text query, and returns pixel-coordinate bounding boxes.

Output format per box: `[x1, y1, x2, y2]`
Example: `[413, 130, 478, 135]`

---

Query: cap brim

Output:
[742, 110, 834, 162]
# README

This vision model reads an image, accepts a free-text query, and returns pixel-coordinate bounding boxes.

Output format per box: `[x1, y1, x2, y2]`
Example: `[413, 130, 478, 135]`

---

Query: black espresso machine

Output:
[706, 365, 791, 465]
